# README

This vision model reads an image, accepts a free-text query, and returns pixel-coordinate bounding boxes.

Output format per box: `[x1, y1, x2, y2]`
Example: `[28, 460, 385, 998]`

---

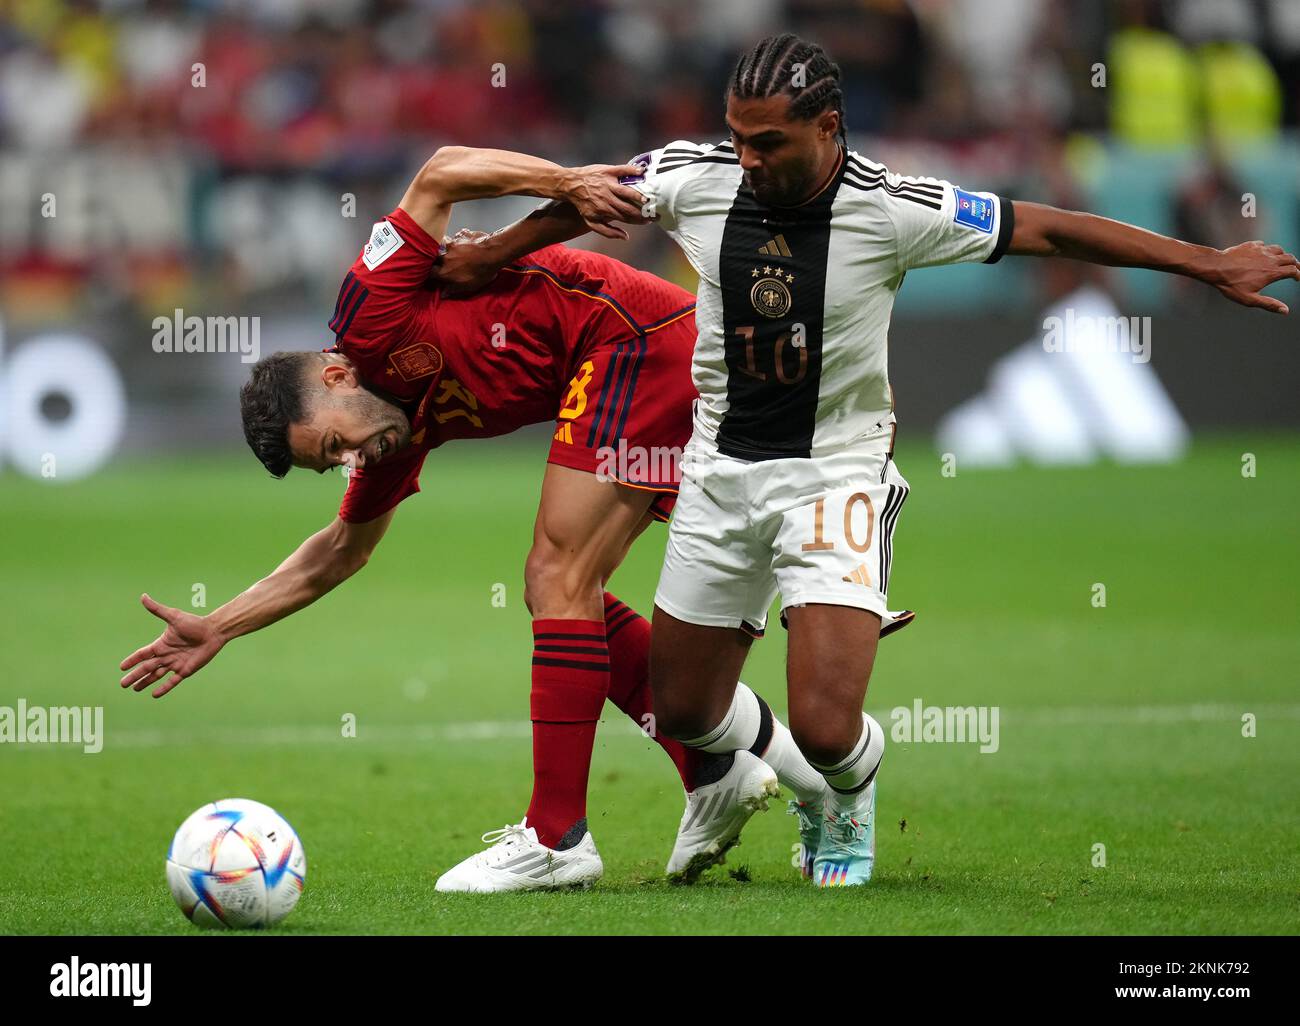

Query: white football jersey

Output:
[626, 139, 1014, 460]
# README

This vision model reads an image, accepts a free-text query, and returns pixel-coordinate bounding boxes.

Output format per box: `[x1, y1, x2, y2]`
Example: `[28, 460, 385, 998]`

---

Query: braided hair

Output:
[727, 34, 846, 142]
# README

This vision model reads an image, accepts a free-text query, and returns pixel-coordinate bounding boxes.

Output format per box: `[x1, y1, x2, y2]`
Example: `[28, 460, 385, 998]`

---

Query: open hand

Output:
[119, 593, 225, 698]
[1208, 241, 1300, 314]
[562, 163, 652, 239]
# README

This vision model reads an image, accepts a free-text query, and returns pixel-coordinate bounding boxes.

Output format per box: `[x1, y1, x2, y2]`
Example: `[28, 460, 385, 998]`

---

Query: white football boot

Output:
[435, 818, 603, 893]
[665, 750, 781, 884]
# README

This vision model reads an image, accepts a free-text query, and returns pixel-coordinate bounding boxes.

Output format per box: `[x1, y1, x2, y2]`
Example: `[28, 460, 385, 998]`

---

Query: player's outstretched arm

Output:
[1009, 201, 1300, 314]
[118, 511, 394, 698]
[399, 145, 647, 243]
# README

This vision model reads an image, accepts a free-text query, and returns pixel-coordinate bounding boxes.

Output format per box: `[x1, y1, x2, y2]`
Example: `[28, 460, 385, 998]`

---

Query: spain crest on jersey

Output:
[389, 342, 443, 382]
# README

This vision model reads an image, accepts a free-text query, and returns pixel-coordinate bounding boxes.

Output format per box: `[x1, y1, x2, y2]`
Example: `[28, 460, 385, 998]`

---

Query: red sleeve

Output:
[338, 445, 428, 524]
[328, 208, 444, 349]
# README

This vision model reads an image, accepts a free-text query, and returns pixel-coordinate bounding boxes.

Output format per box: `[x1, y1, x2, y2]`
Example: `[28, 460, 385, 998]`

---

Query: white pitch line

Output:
[89, 703, 1300, 750]
[1005, 703, 1300, 726]
[103, 720, 536, 749]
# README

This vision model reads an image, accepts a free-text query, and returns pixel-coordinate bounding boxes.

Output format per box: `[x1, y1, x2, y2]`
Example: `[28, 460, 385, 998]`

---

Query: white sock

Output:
[759, 718, 827, 806]
[680, 681, 763, 753]
[811, 713, 884, 814]
[681, 682, 826, 804]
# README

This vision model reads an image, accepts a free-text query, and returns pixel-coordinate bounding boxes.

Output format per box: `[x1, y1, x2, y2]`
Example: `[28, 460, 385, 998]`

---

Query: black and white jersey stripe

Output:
[842, 156, 945, 210]
[656, 140, 738, 174]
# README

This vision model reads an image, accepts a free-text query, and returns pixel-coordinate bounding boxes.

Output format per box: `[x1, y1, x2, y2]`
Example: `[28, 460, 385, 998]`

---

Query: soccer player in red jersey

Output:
[119, 147, 828, 891]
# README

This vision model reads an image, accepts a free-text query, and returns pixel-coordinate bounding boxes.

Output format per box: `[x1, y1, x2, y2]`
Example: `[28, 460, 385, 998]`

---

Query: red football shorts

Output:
[544, 311, 697, 522]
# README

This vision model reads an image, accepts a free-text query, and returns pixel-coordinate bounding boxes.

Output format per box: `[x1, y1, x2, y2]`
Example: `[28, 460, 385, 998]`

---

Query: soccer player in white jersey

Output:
[431, 33, 1299, 887]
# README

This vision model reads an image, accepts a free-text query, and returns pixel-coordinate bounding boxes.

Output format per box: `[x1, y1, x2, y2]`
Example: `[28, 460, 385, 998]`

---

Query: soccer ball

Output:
[166, 798, 306, 928]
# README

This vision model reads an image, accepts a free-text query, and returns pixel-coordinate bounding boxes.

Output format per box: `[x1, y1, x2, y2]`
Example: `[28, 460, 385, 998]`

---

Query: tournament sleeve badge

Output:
[952, 189, 995, 233]
[363, 220, 405, 269]
[619, 153, 651, 185]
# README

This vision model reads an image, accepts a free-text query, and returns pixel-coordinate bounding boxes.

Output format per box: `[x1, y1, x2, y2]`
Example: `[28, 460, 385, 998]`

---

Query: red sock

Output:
[603, 593, 699, 791]
[525, 619, 609, 849]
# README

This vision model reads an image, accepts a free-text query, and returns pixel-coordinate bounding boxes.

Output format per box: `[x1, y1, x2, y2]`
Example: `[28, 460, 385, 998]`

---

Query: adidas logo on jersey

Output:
[757, 234, 792, 257]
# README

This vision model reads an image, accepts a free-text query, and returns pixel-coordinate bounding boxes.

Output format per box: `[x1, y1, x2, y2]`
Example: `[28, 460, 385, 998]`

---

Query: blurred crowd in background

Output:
[2, 0, 1299, 327]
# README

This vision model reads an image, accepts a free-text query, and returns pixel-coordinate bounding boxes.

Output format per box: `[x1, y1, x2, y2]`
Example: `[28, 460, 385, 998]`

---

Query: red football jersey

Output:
[333, 208, 697, 523]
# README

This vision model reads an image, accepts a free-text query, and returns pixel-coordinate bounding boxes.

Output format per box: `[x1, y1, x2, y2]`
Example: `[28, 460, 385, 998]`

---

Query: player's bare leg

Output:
[522, 464, 655, 622]
[436, 464, 652, 893]
[650, 608, 827, 881]
[525, 467, 804, 844]
[437, 465, 819, 892]
[784, 604, 880, 765]
[518, 463, 662, 846]
[648, 609, 752, 738]
[784, 603, 885, 886]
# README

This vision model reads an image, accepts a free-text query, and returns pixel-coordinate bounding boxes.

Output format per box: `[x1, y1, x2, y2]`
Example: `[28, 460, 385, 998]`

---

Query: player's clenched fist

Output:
[560, 163, 652, 238]
[119, 593, 226, 698]
[429, 230, 502, 295]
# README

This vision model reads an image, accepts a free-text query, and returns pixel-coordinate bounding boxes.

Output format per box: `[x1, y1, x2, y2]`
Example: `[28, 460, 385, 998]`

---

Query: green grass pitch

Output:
[1, 434, 1297, 935]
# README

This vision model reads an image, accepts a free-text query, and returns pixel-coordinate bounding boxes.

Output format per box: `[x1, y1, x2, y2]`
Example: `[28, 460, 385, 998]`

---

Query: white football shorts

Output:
[655, 439, 912, 637]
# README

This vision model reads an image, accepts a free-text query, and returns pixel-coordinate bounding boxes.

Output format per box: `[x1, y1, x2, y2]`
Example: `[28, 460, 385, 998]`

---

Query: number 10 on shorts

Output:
[802, 493, 875, 552]
[801, 492, 877, 586]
